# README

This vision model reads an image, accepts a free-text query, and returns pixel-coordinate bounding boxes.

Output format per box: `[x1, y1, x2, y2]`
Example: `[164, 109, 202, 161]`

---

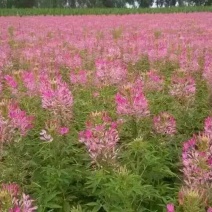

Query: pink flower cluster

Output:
[22, 71, 38, 96]
[115, 78, 149, 118]
[70, 70, 88, 85]
[4, 75, 19, 95]
[95, 59, 127, 86]
[0, 183, 37, 212]
[167, 116, 212, 211]
[40, 76, 73, 133]
[8, 103, 34, 136]
[144, 70, 164, 92]
[204, 117, 212, 135]
[0, 101, 33, 146]
[40, 77, 73, 110]
[182, 133, 212, 186]
[169, 75, 196, 102]
[153, 112, 177, 135]
[79, 112, 119, 164]
[181, 117, 212, 187]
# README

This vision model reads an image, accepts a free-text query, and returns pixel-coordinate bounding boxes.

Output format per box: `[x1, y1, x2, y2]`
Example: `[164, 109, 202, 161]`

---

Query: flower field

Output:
[0, 13, 212, 211]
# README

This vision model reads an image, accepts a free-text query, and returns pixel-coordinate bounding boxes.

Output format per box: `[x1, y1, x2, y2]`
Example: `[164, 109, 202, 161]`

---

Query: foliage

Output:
[0, 6, 212, 16]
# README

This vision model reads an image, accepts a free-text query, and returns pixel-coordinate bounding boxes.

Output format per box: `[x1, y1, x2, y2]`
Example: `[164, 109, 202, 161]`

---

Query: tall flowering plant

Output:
[166, 116, 212, 211]
[79, 111, 120, 166]
[143, 70, 164, 92]
[153, 112, 177, 136]
[115, 78, 149, 137]
[0, 100, 33, 157]
[40, 75, 73, 135]
[182, 133, 212, 187]
[115, 78, 149, 118]
[169, 74, 196, 104]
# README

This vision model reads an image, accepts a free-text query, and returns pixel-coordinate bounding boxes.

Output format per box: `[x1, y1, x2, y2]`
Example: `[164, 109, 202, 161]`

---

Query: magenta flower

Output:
[115, 78, 149, 118]
[79, 112, 119, 164]
[41, 80, 73, 110]
[204, 117, 212, 136]
[10, 207, 21, 212]
[2, 183, 20, 197]
[40, 77, 73, 132]
[0, 101, 33, 148]
[59, 127, 69, 135]
[153, 112, 177, 135]
[8, 103, 34, 136]
[207, 208, 212, 212]
[4, 75, 18, 89]
[166, 203, 175, 212]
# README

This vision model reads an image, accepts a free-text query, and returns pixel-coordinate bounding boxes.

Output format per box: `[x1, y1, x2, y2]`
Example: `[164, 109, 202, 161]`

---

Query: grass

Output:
[0, 6, 211, 16]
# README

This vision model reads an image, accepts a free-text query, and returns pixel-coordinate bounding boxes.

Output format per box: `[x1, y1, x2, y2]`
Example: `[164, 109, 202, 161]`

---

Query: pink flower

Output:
[182, 133, 212, 187]
[8, 103, 34, 136]
[1, 183, 37, 212]
[204, 117, 212, 136]
[59, 127, 69, 135]
[153, 112, 177, 135]
[21, 193, 38, 212]
[41, 80, 73, 110]
[40, 77, 73, 131]
[166, 203, 175, 212]
[2, 183, 20, 197]
[22, 71, 38, 96]
[10, 207, 21, 212]
[115, 78, 149, 118]
[95, 59, 127, 86]
[144, 70, 164, 92]
[79, 112, 119, 164]
[169, 75, 196, 101]
[4, 75, 18, 89]
[207, 207, 212, 212]
[183, 137, 196, 152]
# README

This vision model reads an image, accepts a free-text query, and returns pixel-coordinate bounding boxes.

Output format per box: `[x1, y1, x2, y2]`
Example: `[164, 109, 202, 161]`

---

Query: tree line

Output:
[0, 0, 211, 9]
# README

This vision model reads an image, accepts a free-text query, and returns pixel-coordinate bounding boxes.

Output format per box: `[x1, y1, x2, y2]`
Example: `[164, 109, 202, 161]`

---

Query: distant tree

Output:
[102, 0, 114, 7]
[205, 0, 212, 5]
[0, 0, 7, 7]
[114, 0, 127, 7]
[126, 0, 153, 7]
[164, 0, 177, 6]
[6, 0, 36, 8]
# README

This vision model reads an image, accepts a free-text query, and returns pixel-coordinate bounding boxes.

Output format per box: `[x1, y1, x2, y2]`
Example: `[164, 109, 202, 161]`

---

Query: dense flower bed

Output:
[0, 13, 212, 211]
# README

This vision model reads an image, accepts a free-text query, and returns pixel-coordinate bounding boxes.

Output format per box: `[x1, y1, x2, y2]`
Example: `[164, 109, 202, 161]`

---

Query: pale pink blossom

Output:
[153, 112, 177, 135]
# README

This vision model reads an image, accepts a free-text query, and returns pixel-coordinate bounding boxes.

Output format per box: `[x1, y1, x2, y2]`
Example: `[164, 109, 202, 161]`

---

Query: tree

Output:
[6, 0, 36, 8]
[102, 0, 114, 7]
